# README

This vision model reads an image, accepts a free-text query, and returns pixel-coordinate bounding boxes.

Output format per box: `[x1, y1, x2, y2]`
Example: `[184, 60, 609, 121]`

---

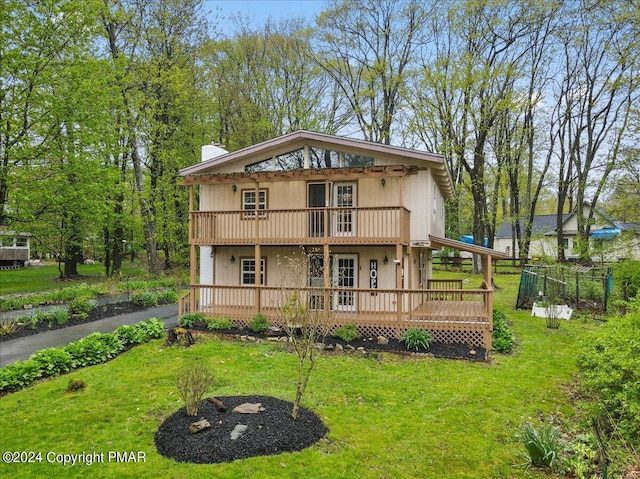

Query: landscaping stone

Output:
[232, 402, 264, 414]
[189, 419, 211, 434]
[230, 424, 248, 440]
[377, 336, 389, 345]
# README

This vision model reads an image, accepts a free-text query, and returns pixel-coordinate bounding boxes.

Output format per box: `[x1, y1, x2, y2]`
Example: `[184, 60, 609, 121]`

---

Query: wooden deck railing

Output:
[178, 285, 493, 352]
[189, 207, 410, 245]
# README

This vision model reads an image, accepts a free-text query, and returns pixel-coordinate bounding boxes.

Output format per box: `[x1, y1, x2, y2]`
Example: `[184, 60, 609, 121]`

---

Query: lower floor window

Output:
[241, 258, 266, 285]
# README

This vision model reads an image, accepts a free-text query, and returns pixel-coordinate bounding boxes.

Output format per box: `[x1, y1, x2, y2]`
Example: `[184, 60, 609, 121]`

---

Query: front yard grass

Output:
[0, 272, 598, 478]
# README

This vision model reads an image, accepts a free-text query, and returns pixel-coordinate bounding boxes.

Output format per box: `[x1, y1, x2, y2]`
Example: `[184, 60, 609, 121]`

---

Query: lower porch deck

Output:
[179, 285, 494, 356]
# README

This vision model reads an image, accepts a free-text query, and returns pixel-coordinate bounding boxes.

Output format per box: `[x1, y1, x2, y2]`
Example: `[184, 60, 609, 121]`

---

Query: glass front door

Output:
[333, 254, 357, 311]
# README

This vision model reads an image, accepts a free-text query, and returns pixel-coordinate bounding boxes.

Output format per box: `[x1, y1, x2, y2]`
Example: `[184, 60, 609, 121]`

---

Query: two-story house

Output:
[179, 131, 507, 355]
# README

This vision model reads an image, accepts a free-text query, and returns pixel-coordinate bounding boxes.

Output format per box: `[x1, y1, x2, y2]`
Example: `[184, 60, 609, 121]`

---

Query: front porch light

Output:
[230, 255, 235, 263]
[383, 255, 388, 265]
[232, 184, 237, 192]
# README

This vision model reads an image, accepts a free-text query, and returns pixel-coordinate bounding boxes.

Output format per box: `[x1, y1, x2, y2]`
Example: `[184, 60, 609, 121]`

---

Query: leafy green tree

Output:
[314, 0, 431, 145]
[551, 1, 638, 261]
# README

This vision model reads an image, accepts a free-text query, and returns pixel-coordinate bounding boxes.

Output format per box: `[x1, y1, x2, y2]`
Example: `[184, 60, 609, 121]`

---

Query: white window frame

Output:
[242, 189, 267, 218]
[240, 258, 266, 285]
[332, 182, 356, 237]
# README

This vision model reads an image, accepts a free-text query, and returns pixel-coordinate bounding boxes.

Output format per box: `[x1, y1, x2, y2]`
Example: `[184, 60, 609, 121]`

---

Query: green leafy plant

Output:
[178, 312, 205, 328]
[333, 323, 361, 343]
[577, 294, 640, 442]
[30, 348, 73, 377]
[64, 333, 123, 369]
[0, 318, 164, 394]
[176, 363, 218, 416]
[116, 318, 165, 346]
[248, 313, 270, 333]
[205, 316, 233, 330]
[156, 289, 179, 303]
[519, 422, 562, 469]
[68, 297, 97, 320]
[50, 307, 69, 326]
[0, 318, 18, 336]
[21, 310, 45, 329]
[131, 291, 158, 307]
[492, 309, 514, 354]
[0, 359, 42, 393]
[401, 328, 432, 351]
[66, 378, 86, 393]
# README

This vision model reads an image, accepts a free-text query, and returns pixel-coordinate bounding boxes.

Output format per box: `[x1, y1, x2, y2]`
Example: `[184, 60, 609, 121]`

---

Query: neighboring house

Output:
[179, 130, 508, 355]
[495, 206, 640, 261]
[0, 229, 32, 268]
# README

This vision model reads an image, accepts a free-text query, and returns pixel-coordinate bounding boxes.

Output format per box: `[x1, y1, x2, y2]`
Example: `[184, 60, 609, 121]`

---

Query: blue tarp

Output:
[590, 227, 621, 240]
[460, 235, 489, 247]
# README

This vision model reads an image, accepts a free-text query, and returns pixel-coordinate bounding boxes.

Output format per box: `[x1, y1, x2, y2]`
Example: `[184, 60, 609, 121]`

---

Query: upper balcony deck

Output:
[189, 206, 410, 246]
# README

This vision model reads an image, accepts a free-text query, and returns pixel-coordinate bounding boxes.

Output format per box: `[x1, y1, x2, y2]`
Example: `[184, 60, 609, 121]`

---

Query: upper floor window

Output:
[242, 189, 267, 217]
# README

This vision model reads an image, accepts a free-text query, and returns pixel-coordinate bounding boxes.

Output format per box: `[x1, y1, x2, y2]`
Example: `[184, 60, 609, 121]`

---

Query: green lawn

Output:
[0, 262, 149, 296]
[0, 272, 597, 478]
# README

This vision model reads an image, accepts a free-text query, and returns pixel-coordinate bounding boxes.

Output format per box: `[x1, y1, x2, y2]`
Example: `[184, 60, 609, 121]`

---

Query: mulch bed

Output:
[0, 301, 169, 342]
[155, 395, 328, 464]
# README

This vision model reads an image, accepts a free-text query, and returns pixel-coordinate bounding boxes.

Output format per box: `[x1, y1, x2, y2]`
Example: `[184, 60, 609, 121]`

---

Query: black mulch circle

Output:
[155, 395, 328, 464]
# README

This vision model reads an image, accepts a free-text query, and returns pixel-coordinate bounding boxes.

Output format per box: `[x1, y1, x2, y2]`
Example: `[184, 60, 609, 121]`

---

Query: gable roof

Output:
[179, 130, 454, 199]
[495, 214, 570, 238]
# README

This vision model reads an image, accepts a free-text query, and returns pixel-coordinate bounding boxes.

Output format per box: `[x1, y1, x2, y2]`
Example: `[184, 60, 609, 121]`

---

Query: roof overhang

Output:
[182, 164, 420, 186]
[180, 130, 454, 199]
[428, 235, 509, 259]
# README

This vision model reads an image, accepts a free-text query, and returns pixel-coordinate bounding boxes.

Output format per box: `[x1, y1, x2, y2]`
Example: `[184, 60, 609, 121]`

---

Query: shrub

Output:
[176, 363, 218, 416]
[179, 312, 205, 328]
[248, 313, 269, 333]
[68, 297, 97, 319]
[519, 422, 562, 469]
[401, 328, 432, 351]
[614, 261, 640, 301]
[492, 309, 515, 354]
[0, 318, 18, 336]
[131, 291, 158, 307]
[333, 323, 361, 343]
[30, 348, 73, 377]
[66, 379, 86, 393]
[577, 297, 640, 442]
[205, 317, 233, 330]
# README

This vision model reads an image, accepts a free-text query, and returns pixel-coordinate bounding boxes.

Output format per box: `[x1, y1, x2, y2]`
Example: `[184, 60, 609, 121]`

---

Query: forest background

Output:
[1, 0, 638, 277]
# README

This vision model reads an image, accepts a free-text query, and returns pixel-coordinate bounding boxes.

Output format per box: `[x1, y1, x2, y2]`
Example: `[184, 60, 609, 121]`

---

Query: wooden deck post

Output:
[396, 243, 403, 332]
[324, 180, 331, 312]
[483, 253, 493, 355]
[188, 185, 197, 313]
[254, 181, 261, 314]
